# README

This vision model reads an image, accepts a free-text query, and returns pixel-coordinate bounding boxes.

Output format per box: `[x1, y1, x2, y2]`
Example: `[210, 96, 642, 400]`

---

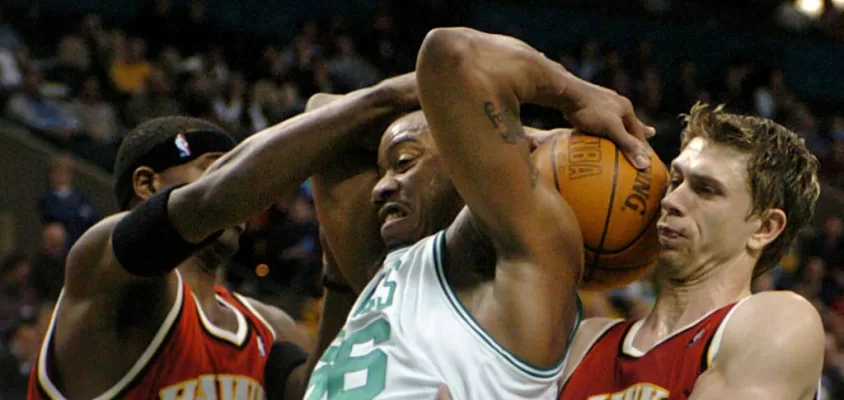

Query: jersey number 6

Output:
[306, 318, 391, 400]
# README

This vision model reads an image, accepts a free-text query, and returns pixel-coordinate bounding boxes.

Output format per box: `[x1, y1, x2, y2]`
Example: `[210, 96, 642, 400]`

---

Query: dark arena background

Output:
[0, 0, 842, 398]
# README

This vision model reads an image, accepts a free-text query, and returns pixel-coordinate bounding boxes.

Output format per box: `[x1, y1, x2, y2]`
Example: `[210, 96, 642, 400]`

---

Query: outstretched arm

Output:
[690, 292, 824, 400]
[280, 84, 417, 398]
[416, 27, 652, 367]
[64, 76, 414, 300]
[305, 88, 405, 292]
[168, 74, 416, 245]
[299, 90, 386, 377]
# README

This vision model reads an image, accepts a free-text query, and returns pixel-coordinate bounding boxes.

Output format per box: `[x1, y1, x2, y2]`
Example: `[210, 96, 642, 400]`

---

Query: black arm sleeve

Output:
[111, 184, 222, 276]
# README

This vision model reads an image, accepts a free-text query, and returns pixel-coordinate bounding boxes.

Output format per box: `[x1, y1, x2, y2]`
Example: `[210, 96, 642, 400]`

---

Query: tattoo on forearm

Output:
[484, 102, 524, 144]
[482, 101, 539, 188]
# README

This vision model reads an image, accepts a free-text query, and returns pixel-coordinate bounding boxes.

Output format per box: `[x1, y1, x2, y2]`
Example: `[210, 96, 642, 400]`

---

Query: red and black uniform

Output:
[560, 301, 744, 400]
[28, 272, 277, 400]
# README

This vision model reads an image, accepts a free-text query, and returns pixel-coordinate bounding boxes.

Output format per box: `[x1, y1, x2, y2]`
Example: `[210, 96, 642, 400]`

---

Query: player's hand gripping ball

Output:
[532, 130, 667, 290]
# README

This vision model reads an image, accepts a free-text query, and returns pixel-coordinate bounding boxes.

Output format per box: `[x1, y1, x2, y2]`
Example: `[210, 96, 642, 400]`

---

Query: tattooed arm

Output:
[416, 28, 652, 367]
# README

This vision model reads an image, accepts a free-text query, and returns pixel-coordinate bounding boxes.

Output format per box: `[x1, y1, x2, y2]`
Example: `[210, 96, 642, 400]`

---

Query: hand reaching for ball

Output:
[539, 71, 655, 170]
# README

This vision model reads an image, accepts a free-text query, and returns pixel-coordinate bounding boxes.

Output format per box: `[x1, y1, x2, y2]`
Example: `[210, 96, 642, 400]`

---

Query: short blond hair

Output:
[680, 102, 820, 277]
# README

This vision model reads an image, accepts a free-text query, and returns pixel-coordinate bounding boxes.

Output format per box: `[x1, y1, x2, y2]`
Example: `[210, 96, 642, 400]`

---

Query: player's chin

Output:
[381, 230, 418, 250]
[381, 217, 430, 248]
[657, 248, 685, 267]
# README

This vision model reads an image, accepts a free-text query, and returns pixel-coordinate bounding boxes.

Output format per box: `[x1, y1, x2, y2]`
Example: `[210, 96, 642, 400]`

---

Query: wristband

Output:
[322, 276, 354, 294]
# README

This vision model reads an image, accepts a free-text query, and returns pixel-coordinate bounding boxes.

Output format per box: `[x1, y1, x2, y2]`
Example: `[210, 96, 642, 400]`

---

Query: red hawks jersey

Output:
[560, 298, 749, 400]
[28, 271, 277, 400]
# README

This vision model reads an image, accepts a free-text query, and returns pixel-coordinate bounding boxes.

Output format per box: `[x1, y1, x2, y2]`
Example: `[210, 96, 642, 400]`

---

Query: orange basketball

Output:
[532, 131, 668, 290]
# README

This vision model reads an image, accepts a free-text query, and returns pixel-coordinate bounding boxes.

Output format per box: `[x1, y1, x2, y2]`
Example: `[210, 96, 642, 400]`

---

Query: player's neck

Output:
[178, 260, 227, 321]
[644, 258, 752, 340]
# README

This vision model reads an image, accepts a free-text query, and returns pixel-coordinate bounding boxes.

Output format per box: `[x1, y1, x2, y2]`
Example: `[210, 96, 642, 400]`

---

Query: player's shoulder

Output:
[64, 212, 129, 293]
[239, 295, 312, 350]
[732, 291, 821, 329]
[68, 212, 128, 259]
[709, 292, 825, 396]
[721, 291, 823, 352]
[238, 295, 295, 334]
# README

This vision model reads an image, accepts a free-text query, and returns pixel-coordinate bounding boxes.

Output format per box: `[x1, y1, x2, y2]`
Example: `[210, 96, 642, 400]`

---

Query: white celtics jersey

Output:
[305, 231, 572, 400]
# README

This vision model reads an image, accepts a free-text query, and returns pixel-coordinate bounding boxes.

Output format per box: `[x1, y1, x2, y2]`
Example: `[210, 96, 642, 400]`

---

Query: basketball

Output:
[532, 131, 668, 290]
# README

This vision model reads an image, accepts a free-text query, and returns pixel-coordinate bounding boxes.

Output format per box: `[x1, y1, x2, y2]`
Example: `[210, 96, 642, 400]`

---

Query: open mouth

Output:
[379, 202, 410, 225]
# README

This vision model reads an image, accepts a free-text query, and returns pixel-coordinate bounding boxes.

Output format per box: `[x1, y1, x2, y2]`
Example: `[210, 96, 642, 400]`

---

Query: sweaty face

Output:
[154, 153, 244, 257]
[657, 137, 762, 277]
[372, 117, 463, 248]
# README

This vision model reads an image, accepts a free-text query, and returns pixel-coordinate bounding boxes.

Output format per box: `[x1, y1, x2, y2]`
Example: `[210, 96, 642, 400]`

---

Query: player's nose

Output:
[372, 173, 399, 206]
[660, 188, 685, 217]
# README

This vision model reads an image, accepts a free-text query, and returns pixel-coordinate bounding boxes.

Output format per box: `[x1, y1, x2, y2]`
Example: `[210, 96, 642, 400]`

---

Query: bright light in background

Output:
[795, 0, 824, 18]
[832, 0, 844, 10]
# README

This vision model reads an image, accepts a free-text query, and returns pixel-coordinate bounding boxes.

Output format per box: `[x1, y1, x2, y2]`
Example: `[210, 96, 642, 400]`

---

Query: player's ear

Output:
[747, 208, 786, 251]
[132, 166, 159, 202]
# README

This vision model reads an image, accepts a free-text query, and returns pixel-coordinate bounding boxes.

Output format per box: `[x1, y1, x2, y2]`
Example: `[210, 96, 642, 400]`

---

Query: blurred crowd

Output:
[0, 0, 842, 399]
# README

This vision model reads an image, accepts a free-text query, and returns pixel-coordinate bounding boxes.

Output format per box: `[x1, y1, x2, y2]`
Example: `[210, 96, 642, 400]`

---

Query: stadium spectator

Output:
[29, 223, 68, 302]
[69, 76, 122, 143]
[43, 35, 91, 97]
[0, 253, 36, 335]
[805, 215, 844, 272]
[123, 68, 182, 127]
[6, 66, 81, 137]
[109, 35, 153, 96]
[0, 317, 37, 400]
[0, 303, 53, 400]
[0, 5, 22, 52]
[212, 71, 246, 135]
[37, 155, 101, 250]
[328, 34, 381, 92]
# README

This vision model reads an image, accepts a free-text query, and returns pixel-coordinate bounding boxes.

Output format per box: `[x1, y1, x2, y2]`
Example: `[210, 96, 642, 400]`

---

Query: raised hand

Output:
[557, 78, 655, 169]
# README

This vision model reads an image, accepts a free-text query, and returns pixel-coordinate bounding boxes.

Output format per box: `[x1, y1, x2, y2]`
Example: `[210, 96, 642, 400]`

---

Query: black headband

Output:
[115, 130, 236, 210]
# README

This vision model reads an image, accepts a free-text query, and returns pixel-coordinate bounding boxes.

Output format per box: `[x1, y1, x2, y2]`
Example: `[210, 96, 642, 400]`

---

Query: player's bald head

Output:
[393, 110, 430, 135]
[381, 110, 436, 153]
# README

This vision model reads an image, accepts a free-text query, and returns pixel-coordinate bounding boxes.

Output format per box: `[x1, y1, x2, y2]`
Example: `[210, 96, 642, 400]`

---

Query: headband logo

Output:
[175, 133, 191, 158]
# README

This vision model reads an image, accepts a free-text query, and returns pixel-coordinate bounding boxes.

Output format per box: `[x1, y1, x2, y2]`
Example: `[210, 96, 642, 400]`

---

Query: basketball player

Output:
[24, 74, 424, 400]
[559, 103, 824, 400]
[25, 117, 316, 400]
[302, 86, 563, 382]
[298, 73, 421, 383]
[303, 27, 655, 399]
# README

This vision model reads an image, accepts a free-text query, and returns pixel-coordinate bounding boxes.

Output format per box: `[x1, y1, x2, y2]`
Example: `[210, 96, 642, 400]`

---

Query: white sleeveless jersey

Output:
[305, 231, 577, 400]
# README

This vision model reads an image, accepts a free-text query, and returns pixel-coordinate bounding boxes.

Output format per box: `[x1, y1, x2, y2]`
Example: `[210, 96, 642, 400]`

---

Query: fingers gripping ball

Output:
[532, 131, 667, 290]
